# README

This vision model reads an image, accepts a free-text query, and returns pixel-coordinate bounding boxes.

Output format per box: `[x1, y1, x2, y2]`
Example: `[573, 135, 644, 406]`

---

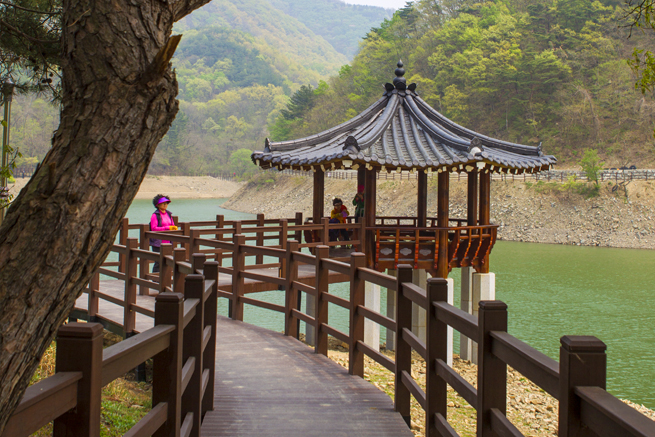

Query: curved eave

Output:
[252, 89, 556, 174]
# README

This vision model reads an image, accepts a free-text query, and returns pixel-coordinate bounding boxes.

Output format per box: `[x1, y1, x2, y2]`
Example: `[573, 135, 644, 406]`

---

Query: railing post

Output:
[153, 292, 184, 437]
[88, 272, 99, 319]
[182, 275, 205, 436]
[426, 278, 449, 436]
[231, 234, 246, 321]
[139, 224, 150, 295]
[53, 322, 103, 437]
[284, 240, 300, 337]
[189, 229, 200, 260]
[256, 213, 265, 265]
[173, 247, 187, 293]
[558, 336, 607, 437]
[321, 217, 330, 246]
[348, 252, 367, 377]
[477, 301, 508, 437]
[202, 261, 219, 416]
[124, 238, 138, 335]
[395, 264, 414, 427]
[119, 217, 129, 273]
[315, 245, 330, 355]
[159, 243, 173, 293]
[295, 212, 303, 242]
[192, 253, 207, 274]
[279, 219, 288, 278]
[215, 215, 225, 265]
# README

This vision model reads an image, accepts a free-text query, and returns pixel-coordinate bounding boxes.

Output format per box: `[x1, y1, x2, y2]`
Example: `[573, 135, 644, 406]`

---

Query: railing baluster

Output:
[256, 214, 265, 265]
[159, 244, 173, 293]
[284, 240, 300, 338]
[477, 301, 508, 436]
[426, 278, 449, 436]
[231, 234, 246, 321]
[349, 252, 367, 377]
[153, 292, 184, 437]
[182, 275, 205, 436]
[315, 246, 330, 355]
[124, 238, 138, 335]
[202, 261, 219, 416]
[559, 336, 607, 437]
[53, 323, 103, 437]
[395, 264, 414, 427]
[173, 248, 186, 293]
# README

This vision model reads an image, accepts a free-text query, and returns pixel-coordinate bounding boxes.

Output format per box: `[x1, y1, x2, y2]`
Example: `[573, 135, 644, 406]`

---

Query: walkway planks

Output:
[201, 316, 413, 436]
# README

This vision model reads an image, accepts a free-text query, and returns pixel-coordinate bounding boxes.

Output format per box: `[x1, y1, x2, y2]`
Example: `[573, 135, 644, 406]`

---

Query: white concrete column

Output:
[386, 269, 397, 351]
[471, 272, 495, 365]
[460, 267, 474, 361]
[412, 269, 428, 343]
[305, 292, 316, 346]
[364, 282, 381, 351]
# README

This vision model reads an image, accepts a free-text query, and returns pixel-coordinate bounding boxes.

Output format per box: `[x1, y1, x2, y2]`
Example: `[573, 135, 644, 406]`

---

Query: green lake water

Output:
[123, 198, 655, 409]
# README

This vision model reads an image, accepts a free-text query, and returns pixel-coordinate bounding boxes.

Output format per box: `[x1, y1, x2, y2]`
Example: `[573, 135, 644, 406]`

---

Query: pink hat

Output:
[357, 185, 364, 192]
[157, 197, 171, 204]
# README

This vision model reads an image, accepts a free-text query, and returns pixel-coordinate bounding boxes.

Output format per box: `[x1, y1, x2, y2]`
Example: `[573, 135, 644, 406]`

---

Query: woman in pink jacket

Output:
[150, 194, 177, 273]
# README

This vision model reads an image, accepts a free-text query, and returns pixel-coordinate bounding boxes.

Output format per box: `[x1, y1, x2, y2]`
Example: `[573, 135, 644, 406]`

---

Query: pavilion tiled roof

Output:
[252, 62, 557, 173]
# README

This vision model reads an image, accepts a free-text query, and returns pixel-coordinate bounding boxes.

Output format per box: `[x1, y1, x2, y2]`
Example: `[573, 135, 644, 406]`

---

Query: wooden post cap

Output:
[185, 274, 204, 283]
[427, 277, 448, 286]
[479, 301, 507, 311]
[57, 322, 104, 338]
[397, 263, 413, 269]
[155, 292, 184, 303]
[560, 336, 606, 353]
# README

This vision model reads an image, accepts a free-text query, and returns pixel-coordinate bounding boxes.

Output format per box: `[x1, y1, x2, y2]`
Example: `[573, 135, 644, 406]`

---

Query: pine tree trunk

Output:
[0, 0, 210, 429]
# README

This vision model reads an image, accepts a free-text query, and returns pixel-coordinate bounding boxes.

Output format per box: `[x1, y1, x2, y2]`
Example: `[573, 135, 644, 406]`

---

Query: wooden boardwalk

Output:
[201, 316, 413, 436]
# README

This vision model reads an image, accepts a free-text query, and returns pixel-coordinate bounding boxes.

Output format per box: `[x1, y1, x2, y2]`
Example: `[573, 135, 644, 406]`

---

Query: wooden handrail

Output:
[102, 325, 174, 386]
[490, 331, 560, 398]
[2, 372, 82, 437]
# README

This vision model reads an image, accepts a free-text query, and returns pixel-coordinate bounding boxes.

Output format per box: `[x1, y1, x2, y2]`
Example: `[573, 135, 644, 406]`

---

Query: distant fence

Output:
[272, 168, 655, 183]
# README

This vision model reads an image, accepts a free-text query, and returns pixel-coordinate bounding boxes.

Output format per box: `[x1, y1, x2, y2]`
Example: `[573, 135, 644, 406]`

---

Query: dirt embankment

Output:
[224, 174, 655, 250]
[8, 175, 245, 200]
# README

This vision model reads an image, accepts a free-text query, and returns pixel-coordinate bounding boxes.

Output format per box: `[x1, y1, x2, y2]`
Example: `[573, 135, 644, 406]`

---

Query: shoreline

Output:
[8, 175, 245, 200]
[223, 174, 655, 250]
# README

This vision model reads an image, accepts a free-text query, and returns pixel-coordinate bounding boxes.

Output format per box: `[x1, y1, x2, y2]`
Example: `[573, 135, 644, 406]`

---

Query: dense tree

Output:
[0, 0, 212, 430]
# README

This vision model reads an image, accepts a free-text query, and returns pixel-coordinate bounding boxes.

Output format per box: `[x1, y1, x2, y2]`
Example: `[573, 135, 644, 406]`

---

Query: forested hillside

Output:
[273, 0, 655, 168]
[9, 0, 655, 177]
[11, 0, 393, 177]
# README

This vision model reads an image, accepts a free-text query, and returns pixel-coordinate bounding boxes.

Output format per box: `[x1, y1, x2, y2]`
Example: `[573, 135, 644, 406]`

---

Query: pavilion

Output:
[252, 62, 556, 357]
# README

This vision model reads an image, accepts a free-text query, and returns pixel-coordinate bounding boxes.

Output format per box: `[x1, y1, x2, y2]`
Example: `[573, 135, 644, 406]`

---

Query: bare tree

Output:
[0, 0, 211, 429]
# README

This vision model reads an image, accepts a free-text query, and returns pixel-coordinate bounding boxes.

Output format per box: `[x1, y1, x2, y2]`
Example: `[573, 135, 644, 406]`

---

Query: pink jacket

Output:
[150, 211, 175, 246]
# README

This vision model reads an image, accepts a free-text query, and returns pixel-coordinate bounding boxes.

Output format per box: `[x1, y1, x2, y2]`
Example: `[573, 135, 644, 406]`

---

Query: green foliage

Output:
[228, 148, 258, 180]
[579, 149, 604, 185]
[0, 0, 62, 98]
[625, 0, 655, 130]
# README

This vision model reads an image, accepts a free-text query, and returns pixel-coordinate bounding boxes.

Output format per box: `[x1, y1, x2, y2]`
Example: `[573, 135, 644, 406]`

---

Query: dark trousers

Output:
[329, 218, 350, 242]
[151, 246, 161, 273]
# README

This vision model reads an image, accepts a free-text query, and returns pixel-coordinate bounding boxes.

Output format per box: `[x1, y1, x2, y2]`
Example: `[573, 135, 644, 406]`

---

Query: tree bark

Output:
[0, 0, 210, 430]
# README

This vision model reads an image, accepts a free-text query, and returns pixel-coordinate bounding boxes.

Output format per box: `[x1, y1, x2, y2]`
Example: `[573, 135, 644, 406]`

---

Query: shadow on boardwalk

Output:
[201, 316, 413, 437]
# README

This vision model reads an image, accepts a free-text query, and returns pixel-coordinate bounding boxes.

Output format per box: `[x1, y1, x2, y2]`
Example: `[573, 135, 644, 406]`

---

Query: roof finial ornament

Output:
[393, 60, 407, 90]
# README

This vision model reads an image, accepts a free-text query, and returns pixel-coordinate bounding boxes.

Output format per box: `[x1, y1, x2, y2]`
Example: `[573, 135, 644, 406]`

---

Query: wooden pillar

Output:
[417, 169, 427, 228]
[436, 171, 449, 278]
[479, 170, 490, 225]
[479, 170, 491, 274]
[364, 168, 377, 267]
[357, 166, 365, 190]
[467, 169, 478, 226]
[313, 169, 325, 224]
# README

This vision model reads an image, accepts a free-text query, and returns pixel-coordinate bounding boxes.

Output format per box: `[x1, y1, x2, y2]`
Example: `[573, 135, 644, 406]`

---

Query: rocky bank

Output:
[224, 174, 655, 250]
